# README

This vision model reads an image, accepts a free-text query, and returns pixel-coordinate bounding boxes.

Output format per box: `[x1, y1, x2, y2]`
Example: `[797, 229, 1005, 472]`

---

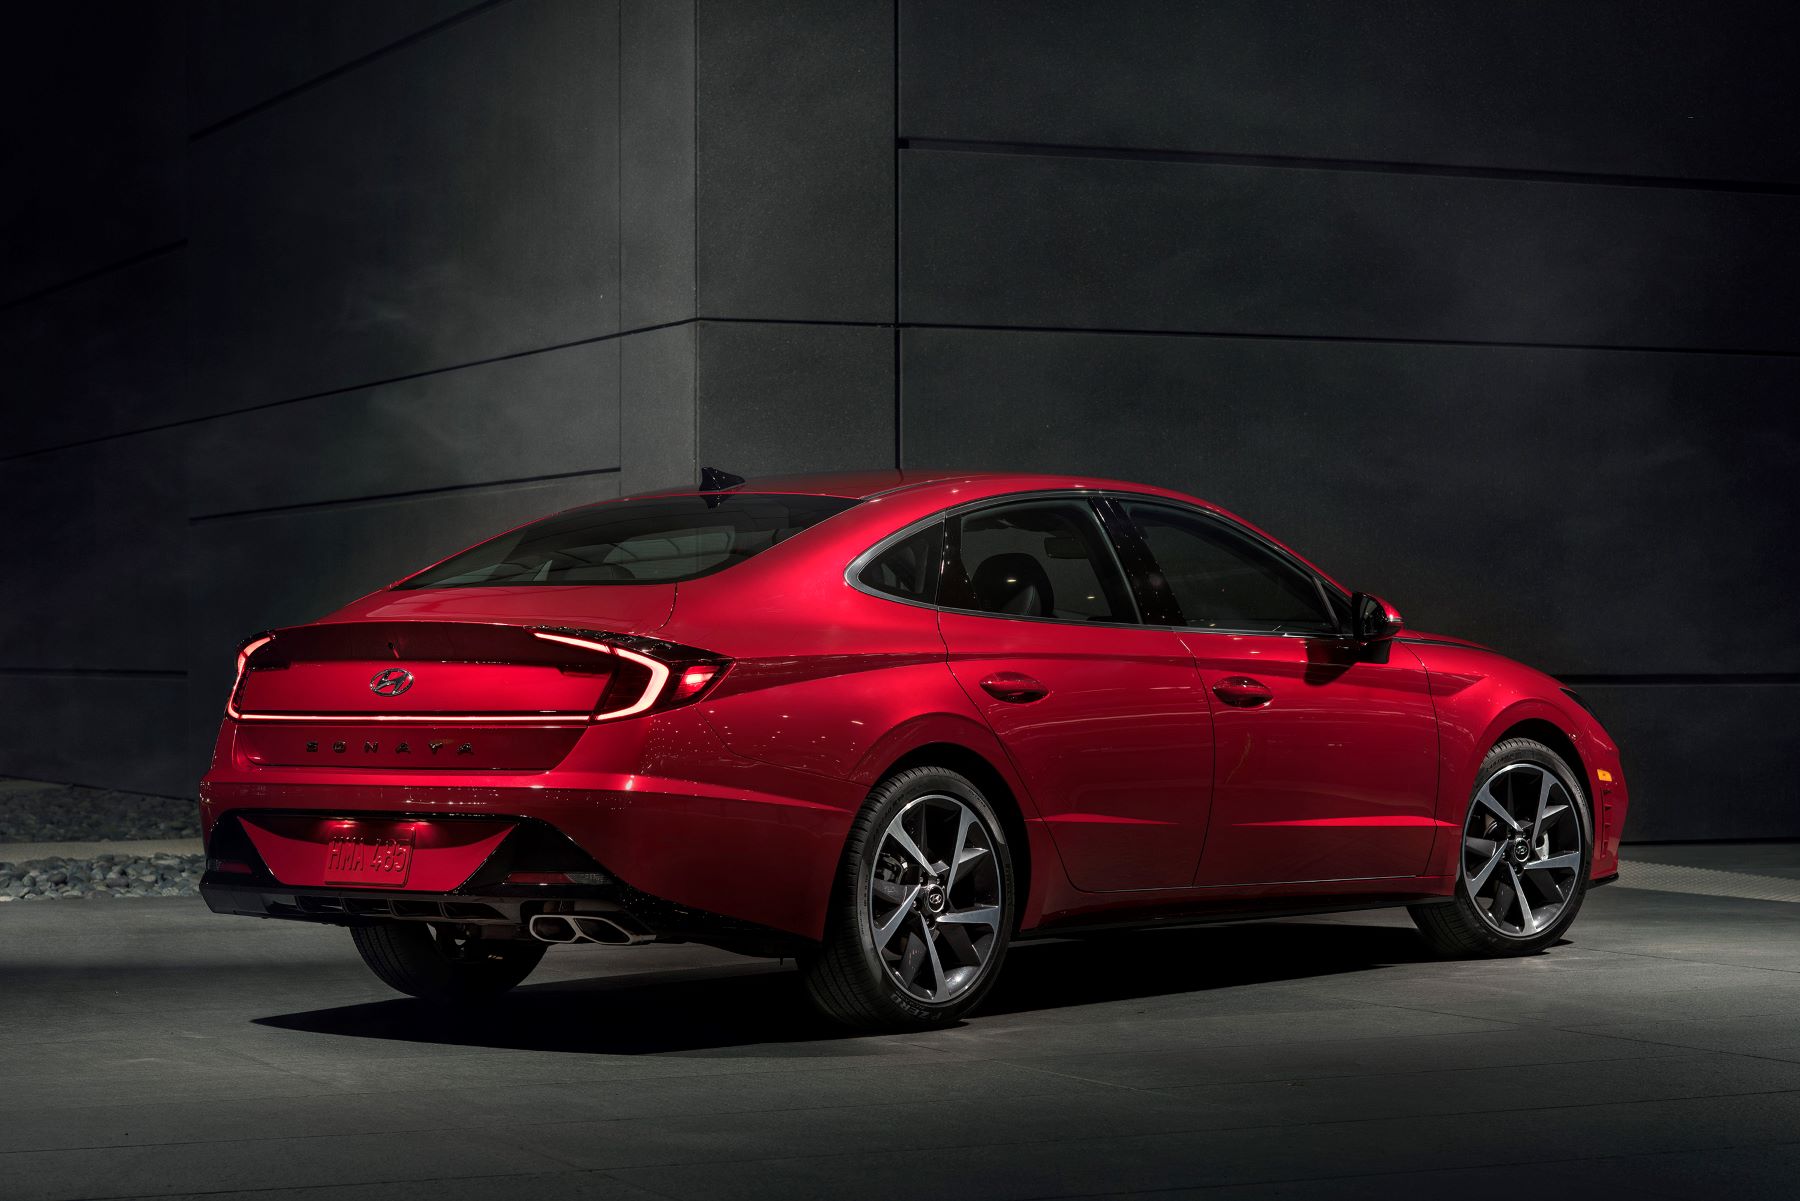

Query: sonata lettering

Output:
[300, 739, 469, 755]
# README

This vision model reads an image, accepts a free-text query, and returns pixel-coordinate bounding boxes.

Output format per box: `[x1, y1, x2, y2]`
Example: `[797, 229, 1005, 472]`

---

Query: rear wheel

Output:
[803, 766, 1015, 1029]
[1411, 738, 1592, 957]
[350, 922, 546, 1003]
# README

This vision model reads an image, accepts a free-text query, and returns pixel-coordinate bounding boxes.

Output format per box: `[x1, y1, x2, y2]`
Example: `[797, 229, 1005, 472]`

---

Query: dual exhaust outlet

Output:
[528, 912, 656, 946]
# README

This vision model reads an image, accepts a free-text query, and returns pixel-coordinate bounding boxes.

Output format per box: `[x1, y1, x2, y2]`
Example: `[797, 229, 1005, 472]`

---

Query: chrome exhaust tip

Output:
[528, 911, 656, 946]
[527, 914, 581, 944]
[571, 914, 656, 946]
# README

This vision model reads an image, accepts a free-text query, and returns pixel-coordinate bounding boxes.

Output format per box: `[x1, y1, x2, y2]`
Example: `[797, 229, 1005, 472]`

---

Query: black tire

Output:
[1410, 737, 1594, 958]
[802, 766, 1016, 1030]
[349, 922, 546, 1003]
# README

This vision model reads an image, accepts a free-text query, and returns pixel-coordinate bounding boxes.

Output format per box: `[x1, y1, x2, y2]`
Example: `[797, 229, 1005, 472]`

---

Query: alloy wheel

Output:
[866, 793, 1004, 1003]
[1461, 762, 1585, 938]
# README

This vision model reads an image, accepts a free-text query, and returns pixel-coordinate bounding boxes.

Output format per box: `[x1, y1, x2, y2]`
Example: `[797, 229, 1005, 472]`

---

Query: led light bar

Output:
[224, 634, 274, 720]
[223, 627, 720, 726]
[530, 630, 671, 721]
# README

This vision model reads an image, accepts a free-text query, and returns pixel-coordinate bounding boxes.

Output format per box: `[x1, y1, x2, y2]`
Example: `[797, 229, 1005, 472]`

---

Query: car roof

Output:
[627, 469, 956, 500]
[628, 469, 1200, 503]
[464, 469, 1346, 600]
[644, 470, 1347, 597]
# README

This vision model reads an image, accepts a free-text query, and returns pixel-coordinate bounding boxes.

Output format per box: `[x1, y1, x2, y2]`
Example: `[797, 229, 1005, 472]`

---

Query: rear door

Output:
[936, 496, 1215, 892]
[1111, 499, 1440, 886]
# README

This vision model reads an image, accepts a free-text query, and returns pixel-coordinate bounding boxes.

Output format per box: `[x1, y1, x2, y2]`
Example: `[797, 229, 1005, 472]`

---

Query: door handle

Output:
[980, 672, 1048, 704]
[1212, 676, 1274, 707]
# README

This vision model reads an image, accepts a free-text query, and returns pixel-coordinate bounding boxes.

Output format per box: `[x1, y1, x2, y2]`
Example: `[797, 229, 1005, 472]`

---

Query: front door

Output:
[1184, 632, 1440, 884]
[937, 497, 1215, 893]
[1112, 499, 1440, 886]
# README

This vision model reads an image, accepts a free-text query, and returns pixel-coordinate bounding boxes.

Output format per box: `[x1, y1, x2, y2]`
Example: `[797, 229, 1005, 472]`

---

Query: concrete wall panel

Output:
[622, 0, 697, 330]
[186, 0, 487, 132]
[696, 322, 894, 478]
[0, 4, 184, 303]
[0, 676, 188, 797]
[901, 1, 1800, 185]
[696, 0, 894, 322]
[186, 342, 620, 518]
[0, 252, 188, 454]
[1580, 685, 1800, 843]
[189, 0, 621, 409]
[621, 322, 697, 495]
[902, 149, 1800, 352]
[0, 430, 190, 672]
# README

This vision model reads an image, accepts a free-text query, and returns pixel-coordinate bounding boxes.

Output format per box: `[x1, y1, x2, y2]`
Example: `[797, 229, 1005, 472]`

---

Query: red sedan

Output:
[200, 470, 1628, 1028]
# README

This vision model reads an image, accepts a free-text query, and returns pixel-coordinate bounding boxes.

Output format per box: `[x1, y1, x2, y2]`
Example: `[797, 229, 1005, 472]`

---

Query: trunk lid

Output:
[236, 622, 615, 719]
[230, 588, 674, 770]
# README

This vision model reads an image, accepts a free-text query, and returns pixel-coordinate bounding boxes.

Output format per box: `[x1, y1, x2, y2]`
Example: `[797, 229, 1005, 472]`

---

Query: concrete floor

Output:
[4, 849, 1799, 1201]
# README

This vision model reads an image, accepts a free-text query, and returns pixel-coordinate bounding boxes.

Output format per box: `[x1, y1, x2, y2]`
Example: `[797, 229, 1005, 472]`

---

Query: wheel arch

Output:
[1418, 718, 1597, 953]
[882, 741, 1034, 933]
[1427, 701, 1591, 881]
[1490, 716, 1589, 804]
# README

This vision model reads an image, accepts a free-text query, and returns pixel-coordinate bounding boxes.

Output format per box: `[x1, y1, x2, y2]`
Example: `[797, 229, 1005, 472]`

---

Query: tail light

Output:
[671, 663, 723, 702]
[220, 626, 725, 726]
[224, 633, 275, 720]
[530, 628, 729, 722]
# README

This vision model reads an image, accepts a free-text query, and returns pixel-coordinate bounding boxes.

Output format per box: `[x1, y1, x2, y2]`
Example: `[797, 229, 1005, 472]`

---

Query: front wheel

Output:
[350, 922, 546, 1003]
[1411, 737, 1593, 957]
[802, 766, 1016, 1029]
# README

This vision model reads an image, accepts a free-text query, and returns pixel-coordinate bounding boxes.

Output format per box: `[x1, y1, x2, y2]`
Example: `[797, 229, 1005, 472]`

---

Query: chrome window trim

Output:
[844, 488, 1352, 640]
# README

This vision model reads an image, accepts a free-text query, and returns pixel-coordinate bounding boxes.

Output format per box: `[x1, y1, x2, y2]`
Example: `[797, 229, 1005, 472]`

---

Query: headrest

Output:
[970, 552, 1054, 617]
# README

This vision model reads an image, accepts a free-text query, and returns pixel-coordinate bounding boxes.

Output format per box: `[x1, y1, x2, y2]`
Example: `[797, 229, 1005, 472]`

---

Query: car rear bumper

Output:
[202, 707, 866, 942]
[197, 865, 807, 957]
[198, 765, 858, 944]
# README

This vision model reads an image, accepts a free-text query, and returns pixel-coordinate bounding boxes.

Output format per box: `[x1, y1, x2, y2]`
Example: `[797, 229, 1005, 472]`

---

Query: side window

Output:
[943, 500, 1136, 623]
[1121, 502, 1335, 634]
[857, 522, 943, 604]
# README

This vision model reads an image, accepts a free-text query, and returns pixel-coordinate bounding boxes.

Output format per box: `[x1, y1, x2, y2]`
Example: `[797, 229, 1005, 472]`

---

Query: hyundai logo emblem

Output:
[369, 667, 414, 697]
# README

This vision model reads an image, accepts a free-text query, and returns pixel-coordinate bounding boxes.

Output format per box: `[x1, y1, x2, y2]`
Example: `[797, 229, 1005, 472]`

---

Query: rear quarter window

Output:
[856, 522, 944, 604]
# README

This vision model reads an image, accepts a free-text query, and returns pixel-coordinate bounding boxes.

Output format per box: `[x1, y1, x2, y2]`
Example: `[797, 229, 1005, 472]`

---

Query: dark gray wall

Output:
[3, 0, 1796, 842]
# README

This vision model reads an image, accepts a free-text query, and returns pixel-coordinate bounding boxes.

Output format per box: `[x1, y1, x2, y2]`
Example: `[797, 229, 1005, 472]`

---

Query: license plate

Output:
[323, 829, 415, 887]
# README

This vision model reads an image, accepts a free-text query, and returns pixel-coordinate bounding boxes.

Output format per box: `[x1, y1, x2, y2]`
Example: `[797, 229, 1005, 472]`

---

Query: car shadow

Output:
[253, 919, 1450, 1055]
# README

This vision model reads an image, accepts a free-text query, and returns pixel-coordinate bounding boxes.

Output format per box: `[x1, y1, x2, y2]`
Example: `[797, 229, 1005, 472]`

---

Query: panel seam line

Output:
[901, 137, 1800, 196]
[187, 466, 621, 524]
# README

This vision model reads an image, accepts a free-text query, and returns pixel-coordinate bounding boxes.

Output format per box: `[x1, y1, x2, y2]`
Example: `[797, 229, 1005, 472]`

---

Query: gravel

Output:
[0, 852, 205, 901]
[0, 779, 199, 843]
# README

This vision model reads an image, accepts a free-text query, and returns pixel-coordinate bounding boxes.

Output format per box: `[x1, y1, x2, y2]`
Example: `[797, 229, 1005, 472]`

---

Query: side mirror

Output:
[1351, 592, 1403, 641]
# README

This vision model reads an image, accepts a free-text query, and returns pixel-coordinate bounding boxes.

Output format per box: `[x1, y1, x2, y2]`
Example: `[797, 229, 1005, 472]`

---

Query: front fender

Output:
[1421, 664, 1615, 880]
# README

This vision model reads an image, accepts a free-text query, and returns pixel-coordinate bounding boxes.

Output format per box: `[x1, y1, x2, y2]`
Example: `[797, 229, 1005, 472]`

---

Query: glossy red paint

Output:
[238, 658, 608, 717]
[939, 610, 1212, 892]
[240, 815, 514, 892]
[200, 470, 1630, 950]
[1186, 631, 1439, 886]
[236, 723, 584, 771]
[1405, 637, 1628, 882]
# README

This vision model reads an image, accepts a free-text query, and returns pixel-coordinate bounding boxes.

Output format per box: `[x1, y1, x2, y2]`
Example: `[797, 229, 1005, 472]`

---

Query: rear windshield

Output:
[398, 494, 858, 588]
